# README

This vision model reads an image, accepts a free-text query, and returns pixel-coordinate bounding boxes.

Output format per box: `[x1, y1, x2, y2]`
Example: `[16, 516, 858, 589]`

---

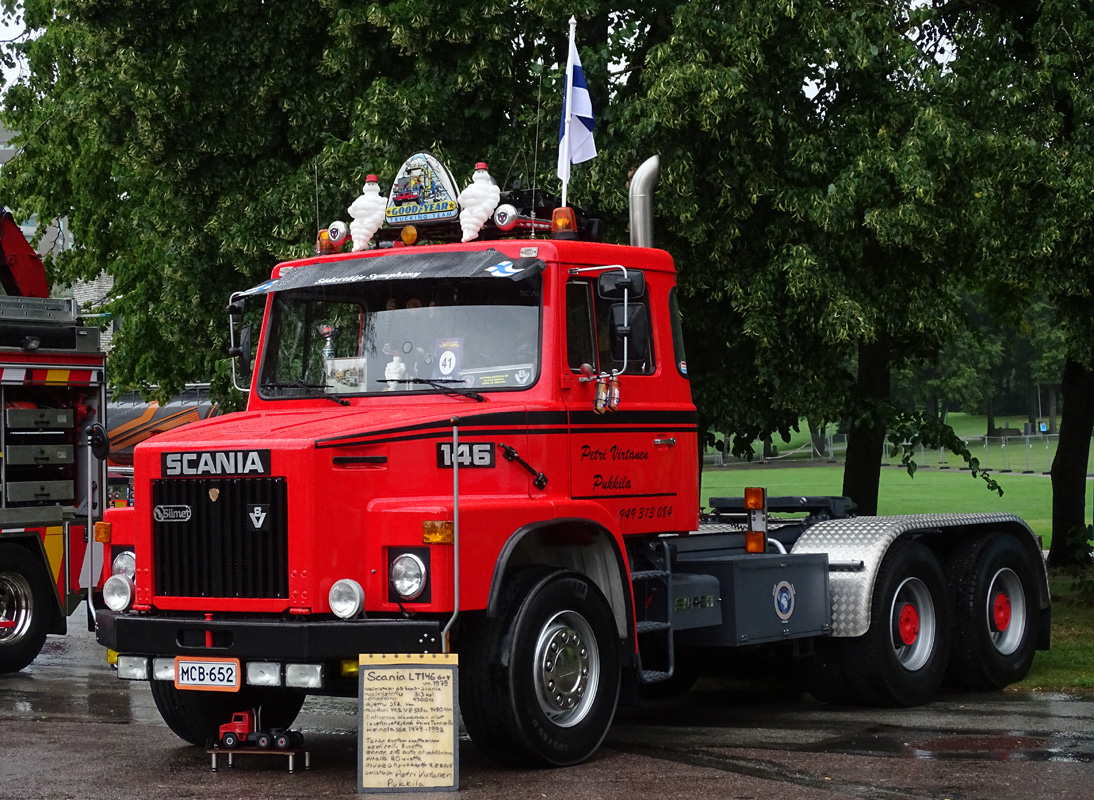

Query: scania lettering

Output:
[162, 449, 270, 476]
[95, 153, 1050, 768]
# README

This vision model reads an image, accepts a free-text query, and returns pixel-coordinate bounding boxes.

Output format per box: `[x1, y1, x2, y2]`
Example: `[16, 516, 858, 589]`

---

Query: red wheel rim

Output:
[992, 591, 1012, 631]
[898, 602, 920, 646]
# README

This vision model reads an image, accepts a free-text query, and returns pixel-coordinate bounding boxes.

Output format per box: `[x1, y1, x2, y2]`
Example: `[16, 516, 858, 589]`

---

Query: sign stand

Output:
[358, 653, 459, 793]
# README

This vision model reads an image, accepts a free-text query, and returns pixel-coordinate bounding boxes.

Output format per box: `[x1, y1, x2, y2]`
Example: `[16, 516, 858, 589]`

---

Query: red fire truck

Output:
[0, 208, 109, 674]
[94, 156, 1049, 767]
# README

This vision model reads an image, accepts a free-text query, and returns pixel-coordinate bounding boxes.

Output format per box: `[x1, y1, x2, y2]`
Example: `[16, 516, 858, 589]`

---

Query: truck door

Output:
[563, 276, 683, 534]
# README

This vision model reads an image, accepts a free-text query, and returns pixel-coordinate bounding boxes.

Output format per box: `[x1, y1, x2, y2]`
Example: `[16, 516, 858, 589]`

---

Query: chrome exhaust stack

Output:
[629, 155, 660, 248]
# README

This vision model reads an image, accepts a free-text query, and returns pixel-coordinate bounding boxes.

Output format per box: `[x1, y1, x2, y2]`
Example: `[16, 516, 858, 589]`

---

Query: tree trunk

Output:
[808, 418, 826, 459]
[986, 396, 996, 438]
[1048, 384, 1058, 435]
[1027, 381, 1038, 431]
[842, 337, 891, 516]
[1048, 358, 1094, 568]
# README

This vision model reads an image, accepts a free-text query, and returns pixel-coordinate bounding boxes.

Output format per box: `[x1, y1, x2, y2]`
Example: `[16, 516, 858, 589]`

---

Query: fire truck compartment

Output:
[673, 553, 831, 646]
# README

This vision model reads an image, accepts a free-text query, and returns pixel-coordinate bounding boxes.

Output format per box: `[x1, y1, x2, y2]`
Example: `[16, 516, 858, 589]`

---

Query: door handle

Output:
[653, 437, 676, 446]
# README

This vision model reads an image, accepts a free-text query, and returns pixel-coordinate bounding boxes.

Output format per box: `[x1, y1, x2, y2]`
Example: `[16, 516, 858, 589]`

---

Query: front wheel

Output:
[149, 681, 306, 746]
[0, 543, 53, 674]
[840, 541, 951, 707]
[221, 732, 239, 749]
[460, 568, 621, 767]
[947, 533, 1041, 689]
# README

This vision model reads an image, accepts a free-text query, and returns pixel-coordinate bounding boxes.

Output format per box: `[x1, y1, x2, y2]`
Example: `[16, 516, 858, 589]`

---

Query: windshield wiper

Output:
[264, 381, 350, 406]
[382, 378, 486, 402]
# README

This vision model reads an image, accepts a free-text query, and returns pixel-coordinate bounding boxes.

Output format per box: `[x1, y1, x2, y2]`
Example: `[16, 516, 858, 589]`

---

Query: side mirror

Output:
[609, 303, 648, 363]
[226, 297, 245, 325]
[87, 423, 110, 461]
[598, 270, 645, 300]
[228, 325, 253, 377]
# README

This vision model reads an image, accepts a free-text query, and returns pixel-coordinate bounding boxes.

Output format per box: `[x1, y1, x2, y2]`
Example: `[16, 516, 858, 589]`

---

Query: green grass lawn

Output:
[701, 463, 1093, 545]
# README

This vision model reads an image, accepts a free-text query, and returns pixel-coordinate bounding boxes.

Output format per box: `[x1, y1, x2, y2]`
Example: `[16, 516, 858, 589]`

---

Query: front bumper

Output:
[95, 609, 444, 659]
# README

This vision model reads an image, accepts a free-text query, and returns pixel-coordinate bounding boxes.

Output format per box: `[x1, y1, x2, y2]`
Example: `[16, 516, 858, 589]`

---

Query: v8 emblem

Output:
[248, 504, 270, 531]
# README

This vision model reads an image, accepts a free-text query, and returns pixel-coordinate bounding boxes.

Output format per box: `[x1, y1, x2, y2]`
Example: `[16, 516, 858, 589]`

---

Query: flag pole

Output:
[561, 15, 577, 208]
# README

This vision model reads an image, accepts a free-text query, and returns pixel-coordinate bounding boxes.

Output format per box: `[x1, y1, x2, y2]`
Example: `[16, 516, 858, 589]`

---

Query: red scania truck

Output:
[94, 155, 1050, 767]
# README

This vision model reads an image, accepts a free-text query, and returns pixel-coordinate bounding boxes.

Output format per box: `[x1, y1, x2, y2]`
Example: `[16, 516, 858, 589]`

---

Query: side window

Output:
[566, 281, 597, 372]
[594, 292, 655, 375]
[668, 286, 688, 379]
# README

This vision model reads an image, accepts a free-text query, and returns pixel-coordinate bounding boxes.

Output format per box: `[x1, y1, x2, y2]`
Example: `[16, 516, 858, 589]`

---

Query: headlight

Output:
[329, 579, 364, 619]
[112, 550, 136, 580]
[103, 574, 135, 612]
[390, 553, 427, 600]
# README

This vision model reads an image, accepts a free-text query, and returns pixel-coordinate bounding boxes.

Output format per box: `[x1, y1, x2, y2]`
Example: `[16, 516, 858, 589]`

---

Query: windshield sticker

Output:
[486, 260, 522, 277]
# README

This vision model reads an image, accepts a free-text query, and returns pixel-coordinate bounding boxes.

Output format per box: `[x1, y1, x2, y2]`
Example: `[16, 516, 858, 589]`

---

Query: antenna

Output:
[314, 158, 321, 233]
[530, 68, 543, 237]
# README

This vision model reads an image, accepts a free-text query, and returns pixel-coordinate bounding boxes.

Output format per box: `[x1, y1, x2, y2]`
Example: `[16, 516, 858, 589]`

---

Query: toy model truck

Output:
[94, 154, 1050, 767]
[0, 207, 108, 673]
[218, 709, 302, 750]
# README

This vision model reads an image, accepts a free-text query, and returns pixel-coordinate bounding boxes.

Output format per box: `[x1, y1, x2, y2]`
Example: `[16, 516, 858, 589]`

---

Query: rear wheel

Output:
[832, 541, 951, 707]
[460, 567, 621, 766]
[0, 544, 52, 674]
[947, 533, 1040, 689]
[149, 681, 306, 746]
[256, 732, 272, 749]
[275, 733, 291, 750]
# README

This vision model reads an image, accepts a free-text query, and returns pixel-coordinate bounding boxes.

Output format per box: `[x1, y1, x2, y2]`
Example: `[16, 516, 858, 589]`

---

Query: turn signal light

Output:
[94, 521, 112, 543]
[401, 225, 419, 245]
[745, 530, 766, 554]
[551, 207, 578, 239]
[744, 487, 766, 510]
[423, 520, 454, 544]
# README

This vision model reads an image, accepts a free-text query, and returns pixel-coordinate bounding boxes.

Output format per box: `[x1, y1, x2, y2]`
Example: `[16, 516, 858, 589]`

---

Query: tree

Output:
[623, 0, 997, 513]
[0, 0, 674, 400]
[935, 1, 1094, 566]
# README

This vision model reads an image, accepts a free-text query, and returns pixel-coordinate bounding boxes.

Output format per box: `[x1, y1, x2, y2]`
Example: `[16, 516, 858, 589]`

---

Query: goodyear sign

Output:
[385, 152, 460, 226]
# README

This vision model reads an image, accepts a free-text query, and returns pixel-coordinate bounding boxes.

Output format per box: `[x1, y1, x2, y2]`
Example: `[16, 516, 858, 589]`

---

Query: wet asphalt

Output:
[1, 609, 1091, 799]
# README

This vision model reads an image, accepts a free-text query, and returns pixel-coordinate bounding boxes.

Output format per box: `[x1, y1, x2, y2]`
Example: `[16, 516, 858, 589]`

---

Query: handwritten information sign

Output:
[358, 653, 459, 793]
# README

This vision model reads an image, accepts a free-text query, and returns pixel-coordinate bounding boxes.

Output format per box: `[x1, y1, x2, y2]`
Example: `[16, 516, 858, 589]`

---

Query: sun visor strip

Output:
[237, 250, 546, 297]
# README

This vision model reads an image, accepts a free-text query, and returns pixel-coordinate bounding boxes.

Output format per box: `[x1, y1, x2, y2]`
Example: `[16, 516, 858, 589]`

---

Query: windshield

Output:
[257, 274, 541, 399]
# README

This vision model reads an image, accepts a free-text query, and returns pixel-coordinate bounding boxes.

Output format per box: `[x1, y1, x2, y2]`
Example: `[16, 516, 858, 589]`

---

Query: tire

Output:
[459, 567, 621, 767]
[839, 541, 951, 707]
[256, 732, 272, 750]
[275, 733, 290, 750]
[0, 543, 53, 674]
[149, 681, 306, 746]
[947, 533, 1041, 690]
[221, 732, 239, 749]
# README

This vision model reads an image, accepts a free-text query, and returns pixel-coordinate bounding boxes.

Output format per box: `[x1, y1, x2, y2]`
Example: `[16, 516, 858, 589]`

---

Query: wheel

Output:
[274, 733, 290, 750]
[256, 732, 272, 749]
[459, 567, 621, 766]
[838, 541, 951, 707]
[149, 682, 306, 746]
[221, 732, 239, 749]
[947, 533, 1041, 690]
[0, 543, 53, 674]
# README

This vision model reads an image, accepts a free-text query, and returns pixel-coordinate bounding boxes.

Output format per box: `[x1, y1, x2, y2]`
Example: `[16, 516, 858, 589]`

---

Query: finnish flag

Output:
[557, 21, 597, 188]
